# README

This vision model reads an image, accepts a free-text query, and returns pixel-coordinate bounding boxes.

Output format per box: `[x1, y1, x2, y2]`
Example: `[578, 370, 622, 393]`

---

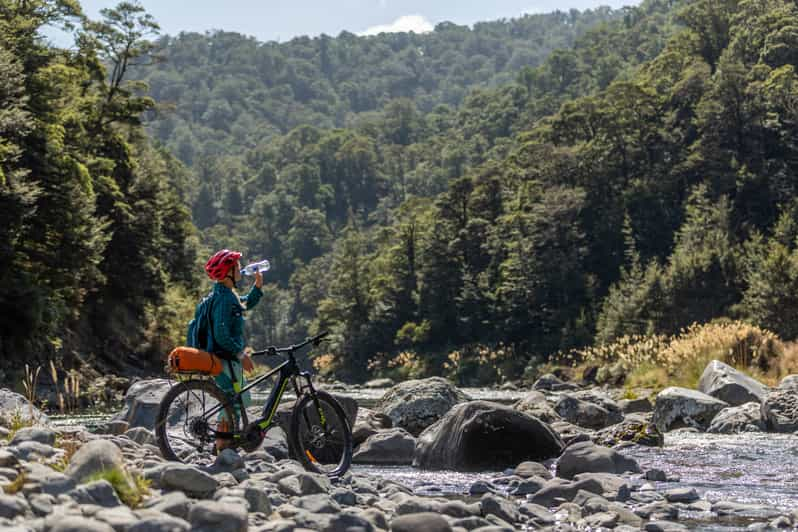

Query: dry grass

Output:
[560, 321, 788, 391]
[85, 467, 150, 508]
[2, 471, 26, 495]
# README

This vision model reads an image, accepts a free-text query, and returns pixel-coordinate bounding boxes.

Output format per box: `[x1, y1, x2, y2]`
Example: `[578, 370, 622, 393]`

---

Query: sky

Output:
[50, 0, 637, 44]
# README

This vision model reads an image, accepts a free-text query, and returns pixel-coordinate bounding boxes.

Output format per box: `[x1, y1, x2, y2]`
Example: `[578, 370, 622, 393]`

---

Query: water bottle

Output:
[240, 259, 270, 276]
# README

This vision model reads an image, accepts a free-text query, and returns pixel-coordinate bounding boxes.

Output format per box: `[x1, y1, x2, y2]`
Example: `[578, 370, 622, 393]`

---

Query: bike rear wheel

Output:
[289, 390, 352, 477]
[155, 379, 237, 464]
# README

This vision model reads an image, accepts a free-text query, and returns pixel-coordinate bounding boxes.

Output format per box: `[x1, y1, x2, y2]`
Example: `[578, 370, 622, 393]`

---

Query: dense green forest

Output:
[0, 0, 200, 377]
[2, 0, 798, 385]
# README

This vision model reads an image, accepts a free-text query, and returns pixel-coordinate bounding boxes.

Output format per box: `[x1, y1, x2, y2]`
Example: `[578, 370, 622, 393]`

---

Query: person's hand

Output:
[254, 270, 263, 289]
[242, 354, 255, 373]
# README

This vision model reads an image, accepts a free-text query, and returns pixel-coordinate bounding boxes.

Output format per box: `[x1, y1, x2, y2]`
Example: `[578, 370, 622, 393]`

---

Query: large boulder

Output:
[707, 402, 766, 433]
[413, 401, 564, 471]
[555, 393, 623, 429]
[652, 387, 728, 432]
[376, 377, 470, 436]
[0, 388, 48, 425]
[698, 360, 768, 406]
[556, 440, 640, 479]
[111, 379, 172, 430]
[513, 391, 560, 423]
[353, 428, 416, 465]
[761, 390, 798, 432]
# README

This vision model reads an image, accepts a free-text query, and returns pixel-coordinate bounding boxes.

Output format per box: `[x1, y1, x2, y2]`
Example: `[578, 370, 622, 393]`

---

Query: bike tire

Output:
[289, 390, 353, 477]
[155, 379, 237, 463]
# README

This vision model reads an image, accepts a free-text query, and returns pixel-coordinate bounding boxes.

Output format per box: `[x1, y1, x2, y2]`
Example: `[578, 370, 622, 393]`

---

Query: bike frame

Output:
[200, 349, 316, 439]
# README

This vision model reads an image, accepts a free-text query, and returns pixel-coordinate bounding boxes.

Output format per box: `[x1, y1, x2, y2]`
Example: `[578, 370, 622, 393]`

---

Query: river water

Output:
[49, 387, 798, 529]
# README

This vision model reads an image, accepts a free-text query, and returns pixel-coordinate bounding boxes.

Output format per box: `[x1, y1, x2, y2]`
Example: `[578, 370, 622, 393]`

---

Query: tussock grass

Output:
[559, 320, 788, 391]
[85, 467, 150, 508]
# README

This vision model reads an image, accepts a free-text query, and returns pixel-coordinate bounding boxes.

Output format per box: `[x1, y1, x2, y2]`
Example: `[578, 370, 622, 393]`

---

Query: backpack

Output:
[187, 291, 216, 352]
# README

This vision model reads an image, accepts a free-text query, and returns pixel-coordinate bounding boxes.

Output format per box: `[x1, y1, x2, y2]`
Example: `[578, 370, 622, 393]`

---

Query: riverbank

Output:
[1, 359, 797, 531]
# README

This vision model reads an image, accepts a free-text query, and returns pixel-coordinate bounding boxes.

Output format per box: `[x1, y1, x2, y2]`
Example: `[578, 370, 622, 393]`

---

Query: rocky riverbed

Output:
[0, 360, 796, 531]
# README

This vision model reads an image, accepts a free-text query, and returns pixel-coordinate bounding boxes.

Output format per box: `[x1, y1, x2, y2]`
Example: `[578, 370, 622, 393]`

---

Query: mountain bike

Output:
[154, 331, 352, 477]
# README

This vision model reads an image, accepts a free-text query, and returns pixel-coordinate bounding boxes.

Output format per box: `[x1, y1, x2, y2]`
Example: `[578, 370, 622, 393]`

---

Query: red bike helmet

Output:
[205, 249, 242, 281]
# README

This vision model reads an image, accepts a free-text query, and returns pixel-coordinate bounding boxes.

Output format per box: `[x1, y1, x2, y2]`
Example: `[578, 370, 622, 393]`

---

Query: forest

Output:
[2, 0, 797, 384]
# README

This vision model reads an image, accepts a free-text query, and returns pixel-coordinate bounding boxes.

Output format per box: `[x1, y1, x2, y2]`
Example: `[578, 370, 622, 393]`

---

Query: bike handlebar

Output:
[250, 331, 329, 358]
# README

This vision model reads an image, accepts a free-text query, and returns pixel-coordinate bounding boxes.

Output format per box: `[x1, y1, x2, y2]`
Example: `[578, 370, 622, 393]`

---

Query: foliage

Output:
[85, 466, 150, 508]
[0, 0, 201, 372]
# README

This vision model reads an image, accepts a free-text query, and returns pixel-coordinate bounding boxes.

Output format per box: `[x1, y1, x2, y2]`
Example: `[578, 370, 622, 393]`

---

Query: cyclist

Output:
[201, 249, 263, 451]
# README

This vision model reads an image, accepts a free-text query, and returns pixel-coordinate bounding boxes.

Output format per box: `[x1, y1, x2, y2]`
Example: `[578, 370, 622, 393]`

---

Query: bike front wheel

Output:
[155, 379, 237, 464]
[289, 390, 353, 477]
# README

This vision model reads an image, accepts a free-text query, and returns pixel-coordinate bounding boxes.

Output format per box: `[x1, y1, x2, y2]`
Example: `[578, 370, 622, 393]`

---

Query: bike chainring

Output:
[240, 423, 265, 453]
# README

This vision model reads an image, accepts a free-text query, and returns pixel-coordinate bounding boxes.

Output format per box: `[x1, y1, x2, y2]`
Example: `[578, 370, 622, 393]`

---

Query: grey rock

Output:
[142, 491, 191, 519]
[243, 485, 272, 514]
[0, 450, 18, 468]
[352, 408, 393, 447]
[364, 378, 394, 388]
[10, 440, 57, 460]
[65, 440, 126, 482]
[25, 462, 76, 496]
[762, 390, 798, 432]
[520, 502, 555, 524]
[0, 388, 48, 425]
[698, 360, 768, 405]
[68, 479, 123, 508]
[532, 373, 579, 392]
[480, 493, 519, 524]
[572, 472, 631, 501]
[555, 394, 622, 429]
[9, 426, 56, 446]
[618, 397, 653, 414]
[293, 493, 340, 514]
[451, 516, 494, 530]
[707, 402, 766, 433]
[440, 500, 481, 518]
[514, 461, 552, 479]
[528, 477, 619, 507]
[0, 494, 29, 519]
[469, 480, 498, 495]
[711, 500, 784, 519]
[644, 522, 688, 532]
[208, 448, 246, 473]
[353, 427, 415, 465]
[644, 468, 667, 481]
[128, 513, 191, 532]
[510, 476, 547, 496]
[664, 487, 699, 503]
[124, 427, 156, 446]
[652, 387, 728, 432]
[330, 487, 356, 506]
[95, 506, 138, 531]
[188, 500, 247, 532]
[29, 493, 55, 517]
[594, 414, 664, 447]
[581, 511, 618, 528]
[414, 401, 564, 471]
[160, 464, 219, 495]
[556, 441, 640, 479]
[326, 512, 377, 531]
[47, 516, 116, 532]
[111, 379, 172, 430]
[778, 375, 798, 391]
[634, 501, 679, 520]
[376, 377, 470, 436]
[391, 512, 453, 532]
[513, 391, 561, 423]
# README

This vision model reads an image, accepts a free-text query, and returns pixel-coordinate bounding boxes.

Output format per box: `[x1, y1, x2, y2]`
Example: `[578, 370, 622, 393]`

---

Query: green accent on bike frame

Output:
[233, 381, 241, 393]
[258, 378, 289, 429]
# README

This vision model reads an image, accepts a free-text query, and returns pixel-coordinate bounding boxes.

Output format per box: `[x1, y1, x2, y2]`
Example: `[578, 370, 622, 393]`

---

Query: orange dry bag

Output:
[167, 347, 224, 376]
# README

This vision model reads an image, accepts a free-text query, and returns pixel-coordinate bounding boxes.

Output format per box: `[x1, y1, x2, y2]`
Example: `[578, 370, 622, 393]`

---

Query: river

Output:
[49, 387, 798, 530]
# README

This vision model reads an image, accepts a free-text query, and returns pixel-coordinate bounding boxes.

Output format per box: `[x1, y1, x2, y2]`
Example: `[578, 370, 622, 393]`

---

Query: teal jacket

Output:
[210, 283, 262, 357]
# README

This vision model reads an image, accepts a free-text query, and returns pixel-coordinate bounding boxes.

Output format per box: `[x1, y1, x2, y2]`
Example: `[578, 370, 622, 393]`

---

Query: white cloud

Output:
[360, 14, 434, 36]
